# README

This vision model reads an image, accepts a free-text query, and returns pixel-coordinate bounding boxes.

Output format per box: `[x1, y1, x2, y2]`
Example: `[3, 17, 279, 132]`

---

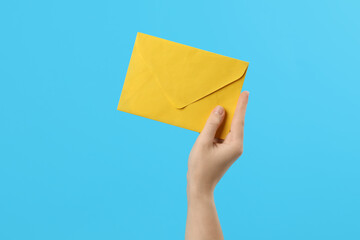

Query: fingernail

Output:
[214, 105, 224, 115]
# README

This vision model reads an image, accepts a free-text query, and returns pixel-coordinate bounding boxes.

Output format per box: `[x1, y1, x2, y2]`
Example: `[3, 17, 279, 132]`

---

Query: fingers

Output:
[198, 105, 225, 143]
[229, 91, 249, 142]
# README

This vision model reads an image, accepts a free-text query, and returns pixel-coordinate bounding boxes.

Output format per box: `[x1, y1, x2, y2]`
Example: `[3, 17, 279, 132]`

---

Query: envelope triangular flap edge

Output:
[135, 32, 249, 109]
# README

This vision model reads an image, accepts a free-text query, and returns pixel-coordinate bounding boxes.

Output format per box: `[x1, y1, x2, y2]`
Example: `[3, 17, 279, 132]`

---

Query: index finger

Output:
[229, 91, 249, 141]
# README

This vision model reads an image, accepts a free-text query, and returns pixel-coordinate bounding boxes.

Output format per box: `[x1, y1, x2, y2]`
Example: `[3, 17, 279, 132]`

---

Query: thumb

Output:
[198, 106, 225, 142]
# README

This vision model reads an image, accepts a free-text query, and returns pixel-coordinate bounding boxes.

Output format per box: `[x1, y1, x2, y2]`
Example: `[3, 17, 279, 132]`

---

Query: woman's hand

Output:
[187, 91, 250, 194]
[185, 91, 249, 240]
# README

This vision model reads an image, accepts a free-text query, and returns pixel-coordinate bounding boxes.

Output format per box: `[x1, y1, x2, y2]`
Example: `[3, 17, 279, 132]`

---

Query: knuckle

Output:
[236, 147, 243, 156]
[195, 137, 209, 150]
[208, 121, 219, 128]
[233, 143, 243, 156]
[195, 136, 205, 146]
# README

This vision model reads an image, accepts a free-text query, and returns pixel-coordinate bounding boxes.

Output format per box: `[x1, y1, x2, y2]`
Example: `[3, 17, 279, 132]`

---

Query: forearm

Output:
[185, 185, 224, 240]
[185, 92, 249, 239]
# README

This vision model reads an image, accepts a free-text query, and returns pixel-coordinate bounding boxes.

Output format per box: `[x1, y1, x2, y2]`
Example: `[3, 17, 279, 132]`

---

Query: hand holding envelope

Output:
[117, 33, 249, 139]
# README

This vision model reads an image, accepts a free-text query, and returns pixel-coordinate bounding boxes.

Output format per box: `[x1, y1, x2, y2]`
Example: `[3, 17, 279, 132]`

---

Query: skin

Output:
[185, 91, 250, 240]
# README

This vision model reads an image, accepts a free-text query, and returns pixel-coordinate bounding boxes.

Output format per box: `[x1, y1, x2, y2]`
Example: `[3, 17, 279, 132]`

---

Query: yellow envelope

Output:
[117, 32, 249, 139]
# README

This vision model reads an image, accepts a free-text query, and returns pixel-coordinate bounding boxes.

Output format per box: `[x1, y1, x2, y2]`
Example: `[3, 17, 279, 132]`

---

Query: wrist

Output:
[187, 182, 214, 200]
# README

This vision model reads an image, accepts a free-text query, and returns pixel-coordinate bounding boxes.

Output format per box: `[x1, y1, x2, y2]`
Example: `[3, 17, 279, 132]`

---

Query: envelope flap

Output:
[136, 32, 249, 109]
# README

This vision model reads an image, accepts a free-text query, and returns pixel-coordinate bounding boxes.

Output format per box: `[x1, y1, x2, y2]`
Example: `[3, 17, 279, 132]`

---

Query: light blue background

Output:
[1, 0, 359, 239]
